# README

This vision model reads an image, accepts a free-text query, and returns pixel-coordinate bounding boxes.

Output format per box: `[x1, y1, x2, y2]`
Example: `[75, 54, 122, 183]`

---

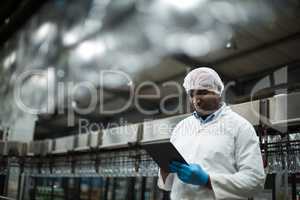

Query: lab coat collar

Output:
[193, 103, 227, 124]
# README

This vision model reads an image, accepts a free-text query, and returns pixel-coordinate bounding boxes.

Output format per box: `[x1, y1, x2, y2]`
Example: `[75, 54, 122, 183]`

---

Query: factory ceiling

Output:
[0, 0, 299, 139]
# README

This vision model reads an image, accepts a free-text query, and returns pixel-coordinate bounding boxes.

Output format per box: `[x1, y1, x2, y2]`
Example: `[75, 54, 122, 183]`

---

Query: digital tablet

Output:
[142, 142, 188, 173]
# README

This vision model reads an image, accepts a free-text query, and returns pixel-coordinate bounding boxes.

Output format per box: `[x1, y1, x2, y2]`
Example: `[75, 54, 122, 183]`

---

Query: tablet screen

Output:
[142, 142, 188, 172]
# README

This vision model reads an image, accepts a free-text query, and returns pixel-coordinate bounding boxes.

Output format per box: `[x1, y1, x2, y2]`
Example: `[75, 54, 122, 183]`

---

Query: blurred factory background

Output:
[0, 0, 300, 200]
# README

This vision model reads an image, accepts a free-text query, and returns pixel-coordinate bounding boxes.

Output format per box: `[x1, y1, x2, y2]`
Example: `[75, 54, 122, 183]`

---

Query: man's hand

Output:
[169, 161, 209, 186]
[160, 168, 169, 183]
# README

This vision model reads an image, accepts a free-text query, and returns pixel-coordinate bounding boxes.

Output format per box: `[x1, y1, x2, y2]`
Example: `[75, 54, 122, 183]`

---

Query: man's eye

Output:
[196, 91, 207, 95]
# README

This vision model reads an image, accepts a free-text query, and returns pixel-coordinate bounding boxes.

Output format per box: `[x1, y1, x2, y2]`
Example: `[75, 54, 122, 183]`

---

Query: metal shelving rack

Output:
[1, 93, 300, 200]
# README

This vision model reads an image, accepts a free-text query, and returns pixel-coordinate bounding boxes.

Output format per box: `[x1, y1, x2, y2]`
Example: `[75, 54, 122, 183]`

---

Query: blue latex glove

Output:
[168, 162, 177, 173]
[169, 161, 209, 186]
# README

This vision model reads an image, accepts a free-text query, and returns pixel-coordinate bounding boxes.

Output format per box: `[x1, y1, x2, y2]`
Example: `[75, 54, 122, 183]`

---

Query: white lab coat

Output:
[157, 106, 266, 200]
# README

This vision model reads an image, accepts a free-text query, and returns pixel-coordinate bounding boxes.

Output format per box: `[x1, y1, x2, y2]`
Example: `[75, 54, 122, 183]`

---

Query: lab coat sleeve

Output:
[157, 169, 175, 191]
[209, 123, 266, 199]
[157, 119, 184, 191]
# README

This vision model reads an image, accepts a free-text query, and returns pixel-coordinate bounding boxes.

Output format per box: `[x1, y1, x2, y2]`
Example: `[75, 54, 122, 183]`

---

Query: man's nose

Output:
[193, 97, 201, 104]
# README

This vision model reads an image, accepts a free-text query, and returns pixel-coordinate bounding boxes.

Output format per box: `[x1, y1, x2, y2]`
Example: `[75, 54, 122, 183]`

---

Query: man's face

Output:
[189, 89, 221, 115]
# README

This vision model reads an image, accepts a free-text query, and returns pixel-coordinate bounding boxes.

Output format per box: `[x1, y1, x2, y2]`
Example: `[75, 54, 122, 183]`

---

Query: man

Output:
[157, 67, 265, 200]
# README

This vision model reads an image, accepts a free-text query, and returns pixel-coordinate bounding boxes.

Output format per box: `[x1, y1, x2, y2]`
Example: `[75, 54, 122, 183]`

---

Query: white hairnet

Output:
[183, 67, 224, 95]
